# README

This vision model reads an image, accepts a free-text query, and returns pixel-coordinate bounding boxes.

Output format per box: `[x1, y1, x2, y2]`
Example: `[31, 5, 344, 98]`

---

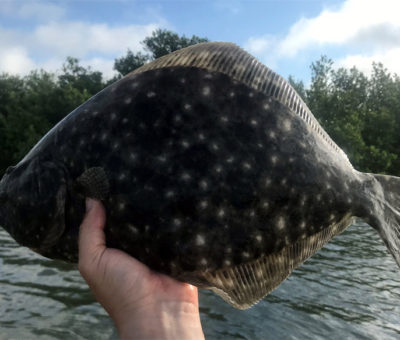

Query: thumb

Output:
[78, 198, 106, 273]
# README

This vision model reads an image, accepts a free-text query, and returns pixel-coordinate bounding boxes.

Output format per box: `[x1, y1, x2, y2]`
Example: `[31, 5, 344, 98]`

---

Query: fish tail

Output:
[366, 173, 400, 267]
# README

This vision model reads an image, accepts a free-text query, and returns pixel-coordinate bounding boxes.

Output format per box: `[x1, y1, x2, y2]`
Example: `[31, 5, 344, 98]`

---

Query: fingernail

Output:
[86, 198, 95, 212]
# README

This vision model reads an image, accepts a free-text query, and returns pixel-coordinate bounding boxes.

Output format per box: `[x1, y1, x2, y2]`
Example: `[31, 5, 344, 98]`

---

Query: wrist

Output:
[116, 300, 204, 339]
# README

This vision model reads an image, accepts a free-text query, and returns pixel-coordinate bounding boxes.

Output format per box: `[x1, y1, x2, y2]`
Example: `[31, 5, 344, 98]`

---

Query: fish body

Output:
[1, 43, 399, 309]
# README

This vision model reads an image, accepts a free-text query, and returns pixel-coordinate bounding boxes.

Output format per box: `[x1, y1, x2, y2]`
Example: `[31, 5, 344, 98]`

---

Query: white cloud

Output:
[278, 0, 400, 57]
[0, 0, 65, 20]
[0, 0, 165, 78]
[0, 47, 36, 74]
[246, 0, 400, 75]
[0, 21, 160, 77]
[82, 58, 117, 80]
[245, 36, 273, 54]
[337, 48, 400, 76]
[33, 21, 158, 58]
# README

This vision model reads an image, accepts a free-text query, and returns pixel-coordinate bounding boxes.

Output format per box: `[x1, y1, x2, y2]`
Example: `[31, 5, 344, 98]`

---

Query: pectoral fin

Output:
[74, 167, 109, 200]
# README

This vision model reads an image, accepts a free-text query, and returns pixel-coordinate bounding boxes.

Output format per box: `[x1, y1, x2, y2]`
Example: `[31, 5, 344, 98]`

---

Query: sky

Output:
[1, 0, 400, 83]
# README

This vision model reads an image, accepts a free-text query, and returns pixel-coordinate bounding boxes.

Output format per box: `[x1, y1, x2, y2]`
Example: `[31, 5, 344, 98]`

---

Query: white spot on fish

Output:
[226, 156, 234, 163]
[255, 234, 262, 242]
[220, 116, 229, 123]
[181, 173, 191, 181]
[265, 178, 272, 186]
[173, 218, 182, 227]
[211, 143, 219, 151]
[242, 252, 250, 258]
[229, 91, 235, 97]
[263, 103, 270, 110]
[129, 152, 137, 161]
[200, 258, 208, 265]
[300, 221, 306, 229]
[215, 165, 223, 173]
[147, 91, 156, 98]
[118, 202, 126, 211]
[157, 154, 167, 162]
[199, 200, 208, 209]
[165, 190, 175, 198]
[250, 119, 258, 126]
[248, 92, 254, 98]
[128, 224, 138, 234]
[181, 140, 190, 148]
[124, 97, 132, 104]
[180, 78, 186, 83]
[202, 86, 210, 96]
[271, 155, 278, 164]
[262, 201, 269, 209]
[196, 234, 205, 246]
[110, 112, 117, 120]
[101, 133, 108, 141]
[243, 162, 252, 170]
[277, 216, 286, 230]
[198, 132, 205, 141]
[199, 180, 208, 190]
[92, 111, 99, 117]
[282, 119, 292, 131]
[224, 260, 231, 266]
[269, 130, 276, 138]
[184, 103, 191, 110]
[174, 115, 182, 122]
[217, 209, 225, 218]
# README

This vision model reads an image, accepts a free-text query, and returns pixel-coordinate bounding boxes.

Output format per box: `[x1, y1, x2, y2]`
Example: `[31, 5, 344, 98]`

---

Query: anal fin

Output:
[196, 214, 353, 309]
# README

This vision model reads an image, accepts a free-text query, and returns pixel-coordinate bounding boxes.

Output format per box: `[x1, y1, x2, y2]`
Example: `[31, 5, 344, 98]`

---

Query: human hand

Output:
[78, 198, 205, 339]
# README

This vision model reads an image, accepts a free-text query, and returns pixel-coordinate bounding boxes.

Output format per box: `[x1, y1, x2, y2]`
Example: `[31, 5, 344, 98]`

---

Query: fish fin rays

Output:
[369, 174, 400, 267]
[195, 215, 353, 309]
[74, 167, 109, 200]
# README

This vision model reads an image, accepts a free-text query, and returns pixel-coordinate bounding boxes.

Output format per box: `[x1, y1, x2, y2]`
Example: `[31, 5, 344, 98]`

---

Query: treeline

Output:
[289, 57, 400, 175]
[1, 29, 399, 177]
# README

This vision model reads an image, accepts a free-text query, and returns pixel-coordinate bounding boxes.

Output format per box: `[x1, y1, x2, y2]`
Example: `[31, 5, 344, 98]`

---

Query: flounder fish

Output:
[0, 43, 399, 309]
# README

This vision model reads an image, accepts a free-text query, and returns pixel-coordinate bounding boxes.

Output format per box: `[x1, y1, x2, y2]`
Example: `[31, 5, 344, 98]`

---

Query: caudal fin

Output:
[369, 174, 400, 267]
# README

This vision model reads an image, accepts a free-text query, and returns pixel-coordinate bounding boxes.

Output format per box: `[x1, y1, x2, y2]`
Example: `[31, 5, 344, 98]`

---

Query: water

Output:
[1, 222, 399, 339]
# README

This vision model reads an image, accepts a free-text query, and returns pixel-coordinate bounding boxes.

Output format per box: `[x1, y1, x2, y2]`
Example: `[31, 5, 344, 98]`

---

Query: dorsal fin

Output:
[131, 42, 350, 165]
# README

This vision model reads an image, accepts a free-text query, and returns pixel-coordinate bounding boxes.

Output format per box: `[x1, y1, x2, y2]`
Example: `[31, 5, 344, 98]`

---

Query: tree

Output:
[113, 29, 209, 77]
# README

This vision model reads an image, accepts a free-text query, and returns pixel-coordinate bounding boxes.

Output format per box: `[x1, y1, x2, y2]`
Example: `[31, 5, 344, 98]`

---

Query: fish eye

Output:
[5, 166, 16, 175]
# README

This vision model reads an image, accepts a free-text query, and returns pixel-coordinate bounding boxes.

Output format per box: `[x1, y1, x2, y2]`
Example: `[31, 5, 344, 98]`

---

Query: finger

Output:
[78, 198, 106, 266]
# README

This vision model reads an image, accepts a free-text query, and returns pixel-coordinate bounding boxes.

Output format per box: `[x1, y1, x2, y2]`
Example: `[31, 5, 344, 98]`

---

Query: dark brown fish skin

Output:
[1, 66, 365, 273]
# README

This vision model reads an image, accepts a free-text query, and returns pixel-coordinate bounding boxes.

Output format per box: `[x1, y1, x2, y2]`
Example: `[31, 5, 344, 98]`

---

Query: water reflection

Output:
[1, 222, 399, 339]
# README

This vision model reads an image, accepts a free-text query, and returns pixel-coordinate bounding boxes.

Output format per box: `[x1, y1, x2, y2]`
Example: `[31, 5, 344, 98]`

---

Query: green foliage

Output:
[0, 58, 105, 175]
[143, 29, 209, 59]
[113, 51, 149, 78]
[304, 56, 400, 175]
[113, 29, 208, 77]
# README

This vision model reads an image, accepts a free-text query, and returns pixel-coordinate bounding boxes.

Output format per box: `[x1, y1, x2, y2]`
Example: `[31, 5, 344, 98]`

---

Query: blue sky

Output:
[1, 0, 400, 83]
